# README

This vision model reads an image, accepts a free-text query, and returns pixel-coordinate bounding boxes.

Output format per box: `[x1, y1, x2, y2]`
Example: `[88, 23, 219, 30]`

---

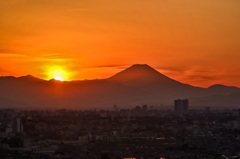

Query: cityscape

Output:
[1, 64, 240, 159]
[1, 0, 240, 159]
[0, 101, 240, 159]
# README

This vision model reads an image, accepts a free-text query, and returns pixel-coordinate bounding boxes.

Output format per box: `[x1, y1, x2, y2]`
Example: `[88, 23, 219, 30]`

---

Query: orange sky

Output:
[0, 0, 240, 87]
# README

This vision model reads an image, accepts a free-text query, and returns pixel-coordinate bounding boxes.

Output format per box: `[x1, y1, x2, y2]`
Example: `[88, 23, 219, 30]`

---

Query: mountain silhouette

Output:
[108, 64, 181, 86]
[0, 64, 240, 109]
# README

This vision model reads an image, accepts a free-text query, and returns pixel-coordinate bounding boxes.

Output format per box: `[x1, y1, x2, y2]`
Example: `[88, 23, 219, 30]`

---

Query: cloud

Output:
[92, 64, 128, 69]
[0, 67, 12, 75]
[0, 48, 17, 54]
[156, 66, 188, 73]
[186, 75, 217, 81]
[36, 53, 72, 60]
[32, 58, 67, 63]
[64, 8, 88, 12]
[0, 53, 28, 57]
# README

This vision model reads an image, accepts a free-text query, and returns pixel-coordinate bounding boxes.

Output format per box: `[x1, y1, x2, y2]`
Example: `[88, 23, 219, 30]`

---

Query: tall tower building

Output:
[174, 99, 189, 114]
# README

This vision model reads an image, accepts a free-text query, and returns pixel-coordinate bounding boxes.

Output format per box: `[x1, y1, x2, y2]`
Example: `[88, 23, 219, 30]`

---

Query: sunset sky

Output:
[0, 0, 240, 87]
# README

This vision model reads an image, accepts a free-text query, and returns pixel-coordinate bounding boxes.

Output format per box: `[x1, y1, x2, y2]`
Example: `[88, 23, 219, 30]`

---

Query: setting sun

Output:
[54, 76, 64, 81]
[46, 66, 70, 81]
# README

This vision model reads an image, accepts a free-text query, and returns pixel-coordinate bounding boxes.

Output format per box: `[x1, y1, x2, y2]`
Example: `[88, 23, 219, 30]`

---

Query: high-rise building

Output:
[14, 117, 24, 133]
[174, 99, 189, 114]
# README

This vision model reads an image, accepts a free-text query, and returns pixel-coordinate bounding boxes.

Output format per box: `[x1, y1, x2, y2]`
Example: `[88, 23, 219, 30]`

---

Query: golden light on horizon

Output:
[54, 76, 64, 81]
[46, 66, 70, 81]
[0, 0, 240, 87]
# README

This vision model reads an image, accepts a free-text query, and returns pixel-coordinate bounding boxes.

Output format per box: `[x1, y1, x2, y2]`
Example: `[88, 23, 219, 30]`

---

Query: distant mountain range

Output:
[0, 64, 240, 109]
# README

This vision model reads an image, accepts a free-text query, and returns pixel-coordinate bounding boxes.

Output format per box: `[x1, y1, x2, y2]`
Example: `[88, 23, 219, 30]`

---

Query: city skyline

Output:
[1, 1, 240, 157]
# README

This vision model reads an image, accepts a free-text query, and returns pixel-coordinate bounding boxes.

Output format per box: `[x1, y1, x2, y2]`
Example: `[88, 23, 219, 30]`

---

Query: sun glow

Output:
[54, 76, 64, 81]
[46, 66, 70, 81]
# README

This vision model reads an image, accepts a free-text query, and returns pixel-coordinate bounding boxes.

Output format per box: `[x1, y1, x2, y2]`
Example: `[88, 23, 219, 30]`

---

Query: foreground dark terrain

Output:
[0, 106, 240, 159]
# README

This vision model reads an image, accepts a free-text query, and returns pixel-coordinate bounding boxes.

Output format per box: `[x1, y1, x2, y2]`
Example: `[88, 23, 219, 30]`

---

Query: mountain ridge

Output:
[1, 64, 238, 89]
[108, 64, 184, 87]
[0, 64, 239, 109]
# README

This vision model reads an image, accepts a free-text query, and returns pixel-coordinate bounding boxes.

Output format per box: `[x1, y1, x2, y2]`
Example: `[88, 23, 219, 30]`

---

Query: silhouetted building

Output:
[233, 118, 240, 130]
[174, 99, 189, 114]
[0, 109, 23, 136]
[13, 117, 24, 133]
